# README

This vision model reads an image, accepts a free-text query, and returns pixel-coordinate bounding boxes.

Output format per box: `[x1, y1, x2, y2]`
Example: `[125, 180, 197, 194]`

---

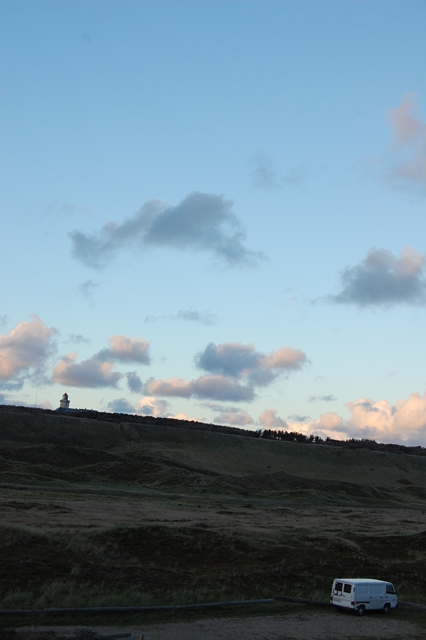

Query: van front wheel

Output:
[383, 604, 391, 614]
[357, 605, 365, 616]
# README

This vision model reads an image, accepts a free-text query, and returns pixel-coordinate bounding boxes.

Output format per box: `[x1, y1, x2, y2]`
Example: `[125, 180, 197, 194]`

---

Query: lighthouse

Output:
[59, 392, 70, 411]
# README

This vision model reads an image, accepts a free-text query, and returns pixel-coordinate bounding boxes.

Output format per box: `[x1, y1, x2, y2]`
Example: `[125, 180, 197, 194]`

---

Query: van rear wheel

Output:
[383, 604, 391, 614]
[357, 605, 365, 616]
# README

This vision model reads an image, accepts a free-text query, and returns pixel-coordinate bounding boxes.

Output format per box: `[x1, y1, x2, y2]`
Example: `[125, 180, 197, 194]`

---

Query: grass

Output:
[3, 407, 426, 634]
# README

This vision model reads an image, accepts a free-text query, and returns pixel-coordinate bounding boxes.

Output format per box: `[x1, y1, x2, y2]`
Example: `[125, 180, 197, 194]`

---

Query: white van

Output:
[330, 578, 398, 616]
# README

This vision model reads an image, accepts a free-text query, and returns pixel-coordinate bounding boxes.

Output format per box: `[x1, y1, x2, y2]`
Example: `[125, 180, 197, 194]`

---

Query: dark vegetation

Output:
[4, 404, 426, 455]
[2, 404, 426, 625]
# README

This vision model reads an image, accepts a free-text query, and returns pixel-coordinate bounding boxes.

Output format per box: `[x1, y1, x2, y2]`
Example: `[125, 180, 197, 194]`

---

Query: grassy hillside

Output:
[2, 406, 426, 617]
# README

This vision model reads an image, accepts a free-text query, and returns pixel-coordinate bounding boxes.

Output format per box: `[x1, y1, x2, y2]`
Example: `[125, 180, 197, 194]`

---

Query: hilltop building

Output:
[57, 392, 70, 412]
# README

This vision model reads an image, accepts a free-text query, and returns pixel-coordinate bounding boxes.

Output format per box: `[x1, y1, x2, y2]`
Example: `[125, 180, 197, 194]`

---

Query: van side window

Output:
[334, 582, 343, 592]
[386, 584, 396, 594]
[343, 584, 352, 593]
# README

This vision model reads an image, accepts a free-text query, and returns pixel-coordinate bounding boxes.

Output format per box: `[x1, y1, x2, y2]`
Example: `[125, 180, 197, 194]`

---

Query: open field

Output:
[2, 406, 426, 637]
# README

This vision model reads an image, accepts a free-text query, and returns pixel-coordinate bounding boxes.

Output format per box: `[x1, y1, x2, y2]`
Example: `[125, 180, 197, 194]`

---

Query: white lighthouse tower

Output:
[59, 392, 70, 410]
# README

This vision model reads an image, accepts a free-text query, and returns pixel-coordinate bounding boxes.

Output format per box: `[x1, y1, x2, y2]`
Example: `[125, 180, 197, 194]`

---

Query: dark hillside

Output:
[2, 405, 426, 613]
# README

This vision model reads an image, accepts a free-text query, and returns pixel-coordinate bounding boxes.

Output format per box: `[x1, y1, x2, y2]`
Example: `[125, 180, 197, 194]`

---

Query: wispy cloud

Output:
[145, 308, 218, 326]
[251, 154, 307, 189]
[308, 394, 337, 403]
[70, 192, 264, 269]
[77, 279, 99, 300]
[330, 246, 426, 307]
[0, 315, 8, 327]
[250, 154, 280, 189]
[66, 333, 91, 344]
[371, 93, 426, 193]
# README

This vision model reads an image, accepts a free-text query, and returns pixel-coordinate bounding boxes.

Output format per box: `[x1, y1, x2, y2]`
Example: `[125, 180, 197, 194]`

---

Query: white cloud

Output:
[0, 315, 57, 380]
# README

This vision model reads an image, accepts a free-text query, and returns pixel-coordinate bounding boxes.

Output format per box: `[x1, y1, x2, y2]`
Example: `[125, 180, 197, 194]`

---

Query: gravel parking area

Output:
[32, 612, 423, 639]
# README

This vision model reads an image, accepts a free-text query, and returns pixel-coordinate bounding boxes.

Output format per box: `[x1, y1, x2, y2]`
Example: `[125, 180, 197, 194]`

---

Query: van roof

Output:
[334, 578, 391, 585]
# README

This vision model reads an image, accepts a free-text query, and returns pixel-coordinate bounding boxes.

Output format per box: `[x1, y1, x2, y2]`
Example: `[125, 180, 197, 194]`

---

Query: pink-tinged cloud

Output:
[0, 314, 57, 380]
[146, 378, 193, 398]
[53, 353, 122, 388]
[107, 335, 150, 364]
[381, 92, 426, 190]
[258, 409, 288, 429]
[285, 391, 426, 446]
[196, 341, 307, 386]
[146, 374, 254, 401]
[214, 408, 254, 426]
[387, 92, 425, 147]
[136, 396, 170, 417]
[261, 347, 307, 370]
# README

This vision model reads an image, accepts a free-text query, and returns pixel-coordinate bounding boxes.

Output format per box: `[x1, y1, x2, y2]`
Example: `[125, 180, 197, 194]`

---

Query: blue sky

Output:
[2, 0, 426, 444]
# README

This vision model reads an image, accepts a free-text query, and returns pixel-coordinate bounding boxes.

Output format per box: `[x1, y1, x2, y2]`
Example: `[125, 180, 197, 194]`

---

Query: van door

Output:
[370, 584, 384, 609]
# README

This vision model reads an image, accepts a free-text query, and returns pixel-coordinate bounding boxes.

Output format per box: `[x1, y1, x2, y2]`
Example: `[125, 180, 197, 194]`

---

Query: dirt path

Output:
[32, 612, 423, 639]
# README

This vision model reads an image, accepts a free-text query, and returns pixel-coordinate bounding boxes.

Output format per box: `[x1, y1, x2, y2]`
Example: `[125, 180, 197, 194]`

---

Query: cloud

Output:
[250, 154, 280, 189]
[174, 308, 218, 325]
[251, 154, 307, 189]
[126, 371, 143, 393]
[330, 246, 426, 307]
[145, 308, 218, 326]
[308, 394, 337, 403]
[70, 192, 264, 269]
[53, 353, 123, 388]
[0, 315, 8, 327]
[258, 409, 288, 429]
[52, 334, 150, 389]
[213, 407, 254, 426]
[105, 335, 150, 364]
[145, 374, 255, 401]
[77, 279, 99, 300]
[196, 342, 307, 386]
[66, 334, 91, 344]
[136, 396, 170, 416]
[285, 392, 426, 446]
[383, 92, 426, 191]
[282, 164, 307, 186]
[108, 398, 135, 414]
[0, 315, 57, 381]
[288, 414, 310, 422]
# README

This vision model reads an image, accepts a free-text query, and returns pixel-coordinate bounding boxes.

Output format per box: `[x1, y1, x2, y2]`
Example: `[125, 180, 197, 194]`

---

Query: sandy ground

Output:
[30, 613, 424, 640]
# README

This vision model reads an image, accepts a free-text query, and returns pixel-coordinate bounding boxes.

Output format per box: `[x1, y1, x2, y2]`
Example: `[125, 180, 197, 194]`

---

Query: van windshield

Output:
[386, 584, 396, 594]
